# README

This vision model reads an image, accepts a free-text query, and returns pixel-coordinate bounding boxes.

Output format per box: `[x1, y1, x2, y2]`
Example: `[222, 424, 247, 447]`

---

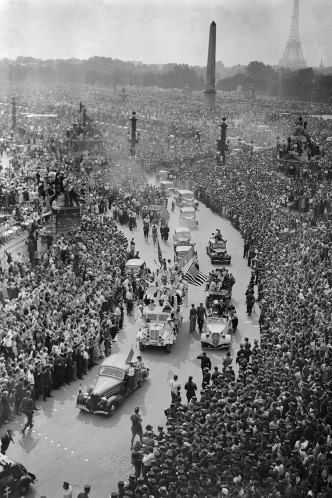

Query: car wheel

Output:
[165, 344, 172, 353]
[139, 342, 145, 351]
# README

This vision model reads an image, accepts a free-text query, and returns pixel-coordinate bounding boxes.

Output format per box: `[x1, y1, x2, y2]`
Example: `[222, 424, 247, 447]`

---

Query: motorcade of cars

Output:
[175, 189, 198, 208]
[200, 315, 232, 349]
[76, 352, 149, 416]
[125, 258, 146, 276]
[206, 237, 231, 264]
[173, 226, 191, 248]
[0, 454, 36, 497]
[137, 297, 179, 353]
[179, 206, 198, 228]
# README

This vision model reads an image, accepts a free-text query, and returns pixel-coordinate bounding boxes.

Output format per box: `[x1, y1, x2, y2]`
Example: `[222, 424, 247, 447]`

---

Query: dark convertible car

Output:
[76, 352, 149, 416]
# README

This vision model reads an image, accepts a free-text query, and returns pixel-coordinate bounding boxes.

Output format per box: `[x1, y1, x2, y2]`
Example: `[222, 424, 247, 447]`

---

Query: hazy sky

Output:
[0, 0, 331, 66]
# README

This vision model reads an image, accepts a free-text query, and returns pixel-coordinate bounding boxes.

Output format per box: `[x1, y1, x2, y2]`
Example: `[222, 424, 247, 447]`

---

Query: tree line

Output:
[0, 57, 204, 91]
[0, 57, 331, 101]
[216, 61, 332, 102]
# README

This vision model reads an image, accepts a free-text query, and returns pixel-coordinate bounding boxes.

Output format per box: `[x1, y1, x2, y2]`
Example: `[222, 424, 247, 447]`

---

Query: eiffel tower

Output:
[279, 0, 306, 70]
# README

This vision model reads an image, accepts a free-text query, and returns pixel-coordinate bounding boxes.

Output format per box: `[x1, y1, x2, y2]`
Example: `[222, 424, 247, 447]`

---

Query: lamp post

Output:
[250, 140, 254, 160]
[218, 117, 228, 164]
[130, 111, 138, 156]
[273, 135, 280, 162]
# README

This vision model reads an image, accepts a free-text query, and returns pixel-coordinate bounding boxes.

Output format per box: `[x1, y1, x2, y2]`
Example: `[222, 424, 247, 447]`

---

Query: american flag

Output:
[183, 262, 207, 286]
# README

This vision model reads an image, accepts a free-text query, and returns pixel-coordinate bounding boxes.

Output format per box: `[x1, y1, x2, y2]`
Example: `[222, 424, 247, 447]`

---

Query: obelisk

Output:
[204, 21, 216, 108]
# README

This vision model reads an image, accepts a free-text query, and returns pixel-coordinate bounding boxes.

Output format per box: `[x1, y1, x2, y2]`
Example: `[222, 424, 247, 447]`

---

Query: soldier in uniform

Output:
[21, 390, 37, 436]
[1, 429, 14, 454]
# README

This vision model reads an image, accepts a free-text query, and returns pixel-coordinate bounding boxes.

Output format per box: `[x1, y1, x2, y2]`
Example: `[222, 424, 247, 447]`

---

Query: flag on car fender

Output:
[183, 262, 207, 286]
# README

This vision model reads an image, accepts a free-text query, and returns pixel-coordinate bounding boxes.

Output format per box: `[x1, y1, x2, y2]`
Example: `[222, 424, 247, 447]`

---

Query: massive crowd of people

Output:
[111, 120, 332, 497]
[0, 85, 332, 496]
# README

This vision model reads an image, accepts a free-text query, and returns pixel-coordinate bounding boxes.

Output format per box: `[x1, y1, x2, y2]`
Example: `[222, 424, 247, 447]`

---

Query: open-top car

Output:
[206, 237, 231, 264]
[206, 290, 231, 312]
[143, 283, 184, 306]
[0, 454, 36, 497]
[201, 316, 232, 349]
[137, 295, 179, 353]
[76, 352, 149, 416]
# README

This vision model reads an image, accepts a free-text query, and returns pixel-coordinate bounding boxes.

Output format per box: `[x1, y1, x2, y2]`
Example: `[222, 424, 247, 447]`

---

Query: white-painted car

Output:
[200, 316, 232, 349]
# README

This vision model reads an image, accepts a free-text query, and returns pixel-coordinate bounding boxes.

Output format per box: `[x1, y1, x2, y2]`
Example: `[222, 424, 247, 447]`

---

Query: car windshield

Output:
[99, 366, 125, 380]
[146, 313, 169, 322]
[182, 193, 193, 200]
[213, 242, 225, 249]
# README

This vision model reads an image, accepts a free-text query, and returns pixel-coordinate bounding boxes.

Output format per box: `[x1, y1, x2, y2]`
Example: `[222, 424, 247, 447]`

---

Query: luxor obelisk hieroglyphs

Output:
[204, 21, 216, 107]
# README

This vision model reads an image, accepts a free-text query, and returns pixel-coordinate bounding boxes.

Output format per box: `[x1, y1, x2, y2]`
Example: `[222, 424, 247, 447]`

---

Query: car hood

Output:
[149, 321, 165, 328]
[91, 376, 122, 397]
[148, 322, 168, 333]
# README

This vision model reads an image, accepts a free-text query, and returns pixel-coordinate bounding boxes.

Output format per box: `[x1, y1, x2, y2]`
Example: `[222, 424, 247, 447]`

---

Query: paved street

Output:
[9, 186, 259, 497]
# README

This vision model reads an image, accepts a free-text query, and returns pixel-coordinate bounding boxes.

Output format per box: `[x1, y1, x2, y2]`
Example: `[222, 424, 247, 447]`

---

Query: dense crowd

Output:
[112, 124, 332, 497]
[0, 214, 135, 424]
[0, 85, 332, 496]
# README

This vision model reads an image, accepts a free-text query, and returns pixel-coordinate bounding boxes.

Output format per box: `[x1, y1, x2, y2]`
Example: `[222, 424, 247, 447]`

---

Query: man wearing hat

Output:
[130, 407, 143, 448]
[196, 352, 211, 376]
[196, 302, 207, 333]
[21, 390, 37, 436]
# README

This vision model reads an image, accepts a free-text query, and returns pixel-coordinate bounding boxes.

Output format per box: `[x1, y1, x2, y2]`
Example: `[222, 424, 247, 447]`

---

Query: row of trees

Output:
[0, 57, 331, 101]
[0, 58, 203, 90]
[217, 61, 332, 102]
